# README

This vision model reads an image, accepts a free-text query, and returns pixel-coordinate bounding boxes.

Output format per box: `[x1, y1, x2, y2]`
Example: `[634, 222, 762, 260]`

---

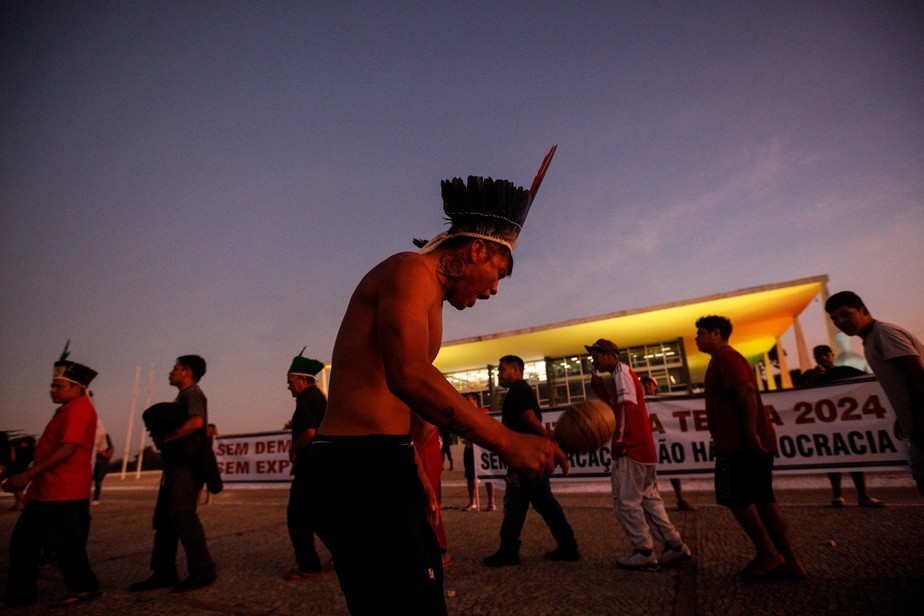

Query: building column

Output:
[791, 314, 812, 374]
[776, 340, 793, 389]
[763, 351, 777, 390]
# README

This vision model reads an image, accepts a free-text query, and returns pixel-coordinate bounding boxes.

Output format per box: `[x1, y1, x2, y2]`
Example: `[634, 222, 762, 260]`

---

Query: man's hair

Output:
[463, 392, 480, 402]
[695, 315, 733, 340]
[640, 375, 657, 386]
[177, 355, 207, 382]
[825, 291, 866, 314]
[439, 235, 514, 276]
[813, 344, 833, 356]
[499, 355, 524, 371]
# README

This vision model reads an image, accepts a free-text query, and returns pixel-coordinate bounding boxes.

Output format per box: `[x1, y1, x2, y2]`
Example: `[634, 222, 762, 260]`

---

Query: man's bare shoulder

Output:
[359, 251, 440, 293]
[370, 251, 430, 273]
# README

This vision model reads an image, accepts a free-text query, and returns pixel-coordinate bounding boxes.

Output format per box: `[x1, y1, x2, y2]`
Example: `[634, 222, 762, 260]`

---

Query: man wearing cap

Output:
[695, 316, 806, 579]
[2, 345, 101, 608]
[586, 339, 692, 571]
[130, 354, 216, 593]
[284, 351, 328, 580]
[306, 148, 568, 615]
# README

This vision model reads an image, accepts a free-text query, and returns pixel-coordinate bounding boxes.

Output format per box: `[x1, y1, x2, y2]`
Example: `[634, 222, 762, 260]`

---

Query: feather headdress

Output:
[288, 346, 325, 377]
[52, 340, 97, 387]
[414, 145, 557, 254]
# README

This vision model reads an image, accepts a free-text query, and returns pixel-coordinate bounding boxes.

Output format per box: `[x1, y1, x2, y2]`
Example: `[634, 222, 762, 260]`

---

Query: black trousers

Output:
[150, 462, 215, 579]
[306, 435, 446, 616]
[288, 466, 322, 573]
[6, 499, 100, 602]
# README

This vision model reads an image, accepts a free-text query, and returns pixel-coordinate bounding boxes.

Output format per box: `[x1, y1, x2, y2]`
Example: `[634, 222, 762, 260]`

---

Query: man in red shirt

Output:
[695, 316, 806, 579]
[2, 345, 102, 608]
[587, 339, 692, 570]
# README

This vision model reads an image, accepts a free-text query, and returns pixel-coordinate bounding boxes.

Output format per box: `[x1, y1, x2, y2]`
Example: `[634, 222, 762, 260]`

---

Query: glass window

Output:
[442, 337, 690, 409]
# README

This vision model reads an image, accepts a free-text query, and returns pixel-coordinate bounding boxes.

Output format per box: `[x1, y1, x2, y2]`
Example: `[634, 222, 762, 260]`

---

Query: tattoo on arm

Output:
[441, 407, 474, 438]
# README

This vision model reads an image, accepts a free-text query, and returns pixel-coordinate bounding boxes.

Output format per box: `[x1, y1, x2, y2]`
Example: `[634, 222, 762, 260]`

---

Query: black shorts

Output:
[714, 452, 776, 508]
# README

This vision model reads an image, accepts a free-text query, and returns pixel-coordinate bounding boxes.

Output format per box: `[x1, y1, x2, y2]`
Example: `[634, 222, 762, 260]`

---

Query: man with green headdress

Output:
[284, 350, 328, 581]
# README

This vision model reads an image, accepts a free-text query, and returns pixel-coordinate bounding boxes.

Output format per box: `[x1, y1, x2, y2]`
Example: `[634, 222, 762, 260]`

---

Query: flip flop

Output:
[859, 497, 886, 508]
[49, 589, 101, 608]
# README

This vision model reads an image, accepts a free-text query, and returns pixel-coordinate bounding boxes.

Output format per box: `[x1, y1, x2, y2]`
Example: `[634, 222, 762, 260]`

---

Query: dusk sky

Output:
[2, 2, 922, 458]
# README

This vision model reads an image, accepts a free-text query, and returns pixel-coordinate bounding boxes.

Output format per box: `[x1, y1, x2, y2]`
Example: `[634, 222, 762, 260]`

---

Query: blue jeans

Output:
[92, 463, 109, 501]
[499, 473, 577, 554]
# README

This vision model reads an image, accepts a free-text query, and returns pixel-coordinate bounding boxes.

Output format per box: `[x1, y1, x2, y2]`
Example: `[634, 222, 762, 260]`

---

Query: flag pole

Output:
[120, 366, 141, 479]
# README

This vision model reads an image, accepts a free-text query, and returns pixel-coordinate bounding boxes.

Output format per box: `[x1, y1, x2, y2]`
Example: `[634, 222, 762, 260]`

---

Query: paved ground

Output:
[1, 466, 922, 615]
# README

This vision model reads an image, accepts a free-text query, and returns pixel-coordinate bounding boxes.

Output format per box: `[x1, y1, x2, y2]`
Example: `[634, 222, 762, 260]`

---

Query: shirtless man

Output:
[305, 149, 564, 615]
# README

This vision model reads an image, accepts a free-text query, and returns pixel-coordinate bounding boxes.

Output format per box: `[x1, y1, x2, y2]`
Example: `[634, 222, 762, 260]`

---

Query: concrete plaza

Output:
[1, 466, 922, 615]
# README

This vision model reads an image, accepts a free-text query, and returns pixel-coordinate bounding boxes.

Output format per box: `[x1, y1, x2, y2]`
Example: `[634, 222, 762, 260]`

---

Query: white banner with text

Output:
[213, 379, 910, 485]
[476, 378, 910, 482]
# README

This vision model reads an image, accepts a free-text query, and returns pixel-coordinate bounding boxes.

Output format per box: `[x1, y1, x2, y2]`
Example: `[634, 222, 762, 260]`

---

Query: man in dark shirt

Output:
[483, 355, 578, 567]
[130, 355, 216, 593]
[800, 344, 884, 508]
[284, 352, 328, 580]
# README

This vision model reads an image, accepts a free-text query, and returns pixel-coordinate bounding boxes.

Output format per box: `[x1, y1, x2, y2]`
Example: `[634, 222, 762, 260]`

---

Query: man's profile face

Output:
[447, 249, 510, 311]
[828, 305, 873, 337]
[50, 379, 83, 404]
[694, 328, 721, 354]
[497, 361, 521, 388]
[287, 375, 309, 397]
[590, 351, 617, 372]
[642, 379, 658, 396]
[168, 363, 189, 387]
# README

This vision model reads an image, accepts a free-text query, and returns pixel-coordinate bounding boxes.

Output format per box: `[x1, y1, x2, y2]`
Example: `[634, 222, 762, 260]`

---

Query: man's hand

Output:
[1, 473, 29, 493]
[746, 433, 768, 456]
[423, 480, 441, 529]
[503, 433, 570, 479]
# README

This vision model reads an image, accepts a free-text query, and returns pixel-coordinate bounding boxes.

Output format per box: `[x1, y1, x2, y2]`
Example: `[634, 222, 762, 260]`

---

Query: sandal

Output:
[830, 497, 846, 508]
[49, 589, 101, 608]
[859, 497, 886, 508]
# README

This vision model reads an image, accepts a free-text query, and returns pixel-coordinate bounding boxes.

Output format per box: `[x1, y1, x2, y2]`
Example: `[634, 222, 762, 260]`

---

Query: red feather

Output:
[529, 145, 558, 198]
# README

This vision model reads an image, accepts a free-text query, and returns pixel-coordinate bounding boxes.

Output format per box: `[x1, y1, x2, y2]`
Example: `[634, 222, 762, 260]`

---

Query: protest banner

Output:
[213, 378, 909, 485]
[476, 377, 909, 482]
[215, 431, 293, 483]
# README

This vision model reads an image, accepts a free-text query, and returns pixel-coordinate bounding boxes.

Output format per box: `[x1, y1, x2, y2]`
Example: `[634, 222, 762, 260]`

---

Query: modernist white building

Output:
[434, 275, 834, 411]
